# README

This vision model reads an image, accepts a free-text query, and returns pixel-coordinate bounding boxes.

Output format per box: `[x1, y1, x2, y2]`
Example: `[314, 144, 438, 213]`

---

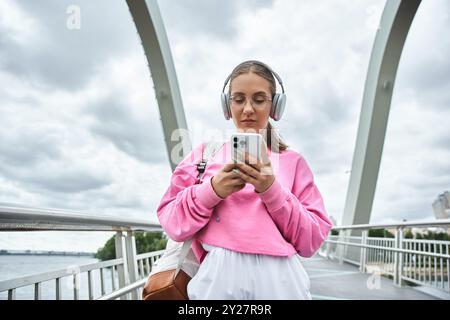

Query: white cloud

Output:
[0, 0, 41, 46]
[0, 0, 449, 255]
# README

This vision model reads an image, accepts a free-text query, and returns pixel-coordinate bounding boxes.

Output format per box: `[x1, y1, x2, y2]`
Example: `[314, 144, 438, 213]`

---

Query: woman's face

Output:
[229, 72, 272, 133]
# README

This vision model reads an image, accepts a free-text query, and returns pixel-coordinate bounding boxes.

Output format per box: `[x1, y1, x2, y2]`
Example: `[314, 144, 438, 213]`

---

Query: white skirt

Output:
[187, 243, 312, 300]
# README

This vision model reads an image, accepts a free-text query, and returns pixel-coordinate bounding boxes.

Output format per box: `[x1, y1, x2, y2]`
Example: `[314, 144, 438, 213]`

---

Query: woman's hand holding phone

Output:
[211, 132, 275, 197]
[211, 163, 247, 199]
[233, 152, 275, 193]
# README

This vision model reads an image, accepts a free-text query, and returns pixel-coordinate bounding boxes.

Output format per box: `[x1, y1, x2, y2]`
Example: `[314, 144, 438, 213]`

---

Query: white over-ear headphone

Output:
[221, 60, 286, 121]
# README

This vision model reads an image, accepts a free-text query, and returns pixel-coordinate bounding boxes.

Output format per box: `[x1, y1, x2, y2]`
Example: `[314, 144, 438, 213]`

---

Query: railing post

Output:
[338, 229, 347, 265]
[394, 227, 404, 287]
[326, 235, 332, 260]
[360, 230, 368, 273]
[115, 231, 130, 300]
[125, 231, 139, 300]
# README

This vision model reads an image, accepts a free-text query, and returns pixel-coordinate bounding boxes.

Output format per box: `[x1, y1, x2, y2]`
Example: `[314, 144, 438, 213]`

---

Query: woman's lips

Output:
[241, 120, 256, 124]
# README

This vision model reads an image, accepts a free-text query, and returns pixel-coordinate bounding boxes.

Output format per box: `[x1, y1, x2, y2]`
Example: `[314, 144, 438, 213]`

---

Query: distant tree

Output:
[95, 232, 168, 261]
[95, 236, 115, 261]
[384, 229, 395, 238]
[436, 232, 450, 241]
[368, 229, 394, 238]
[400, 230, 450, 241]
[424, 231, 434, 240]
[421, 231, 450, 241]
[134, 232, 168, 255]
[404, 230, 414, 239]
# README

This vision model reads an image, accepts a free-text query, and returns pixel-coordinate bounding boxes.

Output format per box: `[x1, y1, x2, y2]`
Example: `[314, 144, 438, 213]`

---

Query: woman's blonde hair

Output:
[228, 61, 289, 152]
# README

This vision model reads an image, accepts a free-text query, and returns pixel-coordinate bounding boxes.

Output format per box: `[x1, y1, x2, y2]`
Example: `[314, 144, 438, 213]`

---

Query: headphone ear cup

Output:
[271, 93, 286, 121]
[221, 93, 232, 120]
[270, 94, 279, 120]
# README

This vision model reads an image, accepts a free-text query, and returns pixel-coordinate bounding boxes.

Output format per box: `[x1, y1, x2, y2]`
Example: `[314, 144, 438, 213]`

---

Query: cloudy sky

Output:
[0, 0, 449, 252]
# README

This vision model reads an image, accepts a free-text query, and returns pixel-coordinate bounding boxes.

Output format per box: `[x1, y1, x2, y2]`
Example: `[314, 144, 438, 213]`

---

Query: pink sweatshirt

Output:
[157, 141, 333, 264]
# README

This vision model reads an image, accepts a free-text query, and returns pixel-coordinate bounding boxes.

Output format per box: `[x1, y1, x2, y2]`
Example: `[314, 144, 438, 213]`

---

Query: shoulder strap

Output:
[175, 140, 226, 276]
[196, 140, 226, 182]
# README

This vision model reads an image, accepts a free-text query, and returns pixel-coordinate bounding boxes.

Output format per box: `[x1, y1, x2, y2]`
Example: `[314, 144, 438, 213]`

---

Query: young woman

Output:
[157, 60, 333, 299]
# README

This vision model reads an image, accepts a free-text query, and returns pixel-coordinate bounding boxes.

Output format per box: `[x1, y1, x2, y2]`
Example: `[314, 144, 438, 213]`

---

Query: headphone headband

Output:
[221, 60, 285, 94]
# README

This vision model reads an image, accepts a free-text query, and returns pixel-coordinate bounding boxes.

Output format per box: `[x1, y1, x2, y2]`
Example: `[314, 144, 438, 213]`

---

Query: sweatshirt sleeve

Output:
[157, 144, 224, 242]
[256, 154, 333, 257]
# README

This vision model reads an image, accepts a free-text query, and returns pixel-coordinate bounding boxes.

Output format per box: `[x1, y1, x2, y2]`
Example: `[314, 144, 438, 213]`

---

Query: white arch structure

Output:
[127, 0, 191, 172]
[126, 0, 422, 226]
[342, 0, 421, 227]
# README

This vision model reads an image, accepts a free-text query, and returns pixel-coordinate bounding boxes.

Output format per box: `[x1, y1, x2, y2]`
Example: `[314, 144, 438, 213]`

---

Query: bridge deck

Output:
[301, 255, 438, 300]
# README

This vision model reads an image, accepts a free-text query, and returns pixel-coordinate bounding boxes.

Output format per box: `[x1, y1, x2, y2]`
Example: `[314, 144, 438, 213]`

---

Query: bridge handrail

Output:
[0, 204, 162, 232]
[321, 219, 450, 295]
[0, 204, 165, 300]
[331, 219, 450, 231]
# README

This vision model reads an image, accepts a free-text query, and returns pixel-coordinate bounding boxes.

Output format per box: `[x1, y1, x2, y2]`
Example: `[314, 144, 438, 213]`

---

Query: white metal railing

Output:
[0, 204, 164, 300]
[319, 219, 450, 294]
[95, 251, 165, 300]
[5, 204, 449, 299]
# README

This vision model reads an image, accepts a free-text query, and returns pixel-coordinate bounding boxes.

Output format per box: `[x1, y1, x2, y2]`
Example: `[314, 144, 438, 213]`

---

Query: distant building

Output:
[432, 191, 450, 219]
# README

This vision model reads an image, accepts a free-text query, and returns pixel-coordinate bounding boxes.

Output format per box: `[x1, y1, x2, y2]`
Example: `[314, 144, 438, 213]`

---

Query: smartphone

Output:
[231, 133, 269, 165]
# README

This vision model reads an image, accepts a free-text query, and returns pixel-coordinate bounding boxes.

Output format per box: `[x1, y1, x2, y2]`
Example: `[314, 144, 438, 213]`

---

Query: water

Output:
[0, 255, 120, 300]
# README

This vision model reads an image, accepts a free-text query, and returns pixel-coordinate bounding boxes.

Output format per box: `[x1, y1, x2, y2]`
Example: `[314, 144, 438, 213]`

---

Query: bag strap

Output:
[196, 140, 225, 182]
[175, 140, 226, 276]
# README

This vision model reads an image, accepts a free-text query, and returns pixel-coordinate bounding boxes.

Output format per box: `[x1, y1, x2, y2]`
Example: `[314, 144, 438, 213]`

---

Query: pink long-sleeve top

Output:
[157, 141, 333, 264]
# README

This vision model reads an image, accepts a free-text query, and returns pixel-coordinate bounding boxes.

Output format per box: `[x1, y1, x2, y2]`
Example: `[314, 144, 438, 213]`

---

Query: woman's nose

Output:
[242, 100, 255, 114]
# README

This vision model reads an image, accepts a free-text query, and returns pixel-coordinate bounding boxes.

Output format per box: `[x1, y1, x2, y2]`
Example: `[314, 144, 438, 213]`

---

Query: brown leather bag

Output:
[142, 268, 191, 300]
